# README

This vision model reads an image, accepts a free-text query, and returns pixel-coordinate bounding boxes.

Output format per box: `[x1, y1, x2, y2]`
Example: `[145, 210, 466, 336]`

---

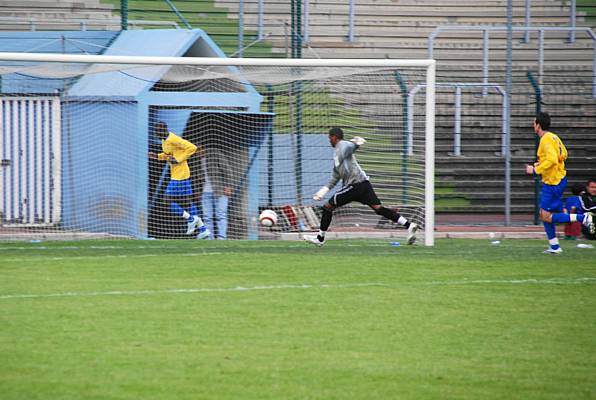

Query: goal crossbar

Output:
[0, 52, 434, 68]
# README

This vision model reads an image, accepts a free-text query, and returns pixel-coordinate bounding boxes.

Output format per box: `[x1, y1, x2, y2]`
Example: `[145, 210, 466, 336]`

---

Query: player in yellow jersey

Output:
[525, 112, 594, 254]
[149, 122, 210, 239]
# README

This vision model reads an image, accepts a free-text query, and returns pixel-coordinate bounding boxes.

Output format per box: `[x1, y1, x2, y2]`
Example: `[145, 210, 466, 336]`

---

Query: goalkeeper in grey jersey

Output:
[304, 127, 418, 246]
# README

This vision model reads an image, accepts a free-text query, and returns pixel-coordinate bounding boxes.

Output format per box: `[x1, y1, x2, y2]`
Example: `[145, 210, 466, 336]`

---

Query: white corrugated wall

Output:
[0, 96, 61, 226]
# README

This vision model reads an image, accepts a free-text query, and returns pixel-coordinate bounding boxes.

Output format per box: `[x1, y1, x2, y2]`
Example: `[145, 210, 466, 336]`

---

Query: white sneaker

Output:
[196, 226, 210, 240]
[543, 247, 563, 254]
[407, 223, 418, 245]
[583, 212, 595, 235]
[304, 234, 325, 247]
[186, 216, 201, 235]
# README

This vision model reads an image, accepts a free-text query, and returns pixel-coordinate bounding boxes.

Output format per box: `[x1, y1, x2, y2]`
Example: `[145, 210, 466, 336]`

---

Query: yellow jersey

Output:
[158, 132, 197, 181]
[534, 131, 568, 185]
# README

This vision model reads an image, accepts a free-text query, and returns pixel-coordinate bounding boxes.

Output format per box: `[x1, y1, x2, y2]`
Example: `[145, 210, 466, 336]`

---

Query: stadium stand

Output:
[215, 0, 596, 214]
[1, 0, 594, 215]
[0, 0, 117, 30]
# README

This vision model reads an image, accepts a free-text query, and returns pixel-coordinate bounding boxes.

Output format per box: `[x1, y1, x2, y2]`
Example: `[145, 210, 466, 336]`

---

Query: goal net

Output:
[0, 54, 435, 245]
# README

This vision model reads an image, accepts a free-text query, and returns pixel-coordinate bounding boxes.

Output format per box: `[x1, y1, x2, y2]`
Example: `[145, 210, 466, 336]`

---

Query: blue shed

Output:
[0, 30, 272, 239]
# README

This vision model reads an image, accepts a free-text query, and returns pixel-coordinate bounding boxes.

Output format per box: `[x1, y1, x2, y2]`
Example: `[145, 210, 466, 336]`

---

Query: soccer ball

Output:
[259, 209, 278, 227]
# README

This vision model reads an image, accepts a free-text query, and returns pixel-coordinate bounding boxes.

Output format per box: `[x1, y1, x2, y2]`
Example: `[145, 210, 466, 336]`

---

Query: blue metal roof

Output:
[68, 29, 210, 97]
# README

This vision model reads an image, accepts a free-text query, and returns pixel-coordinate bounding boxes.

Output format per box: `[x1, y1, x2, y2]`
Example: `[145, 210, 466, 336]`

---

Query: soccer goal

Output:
[0, 53, 435, 245]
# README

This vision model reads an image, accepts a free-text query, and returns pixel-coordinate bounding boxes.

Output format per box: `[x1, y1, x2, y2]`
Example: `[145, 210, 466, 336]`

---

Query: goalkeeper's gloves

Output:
[313, 186, 329, 201]
[350, 136, 366, 146]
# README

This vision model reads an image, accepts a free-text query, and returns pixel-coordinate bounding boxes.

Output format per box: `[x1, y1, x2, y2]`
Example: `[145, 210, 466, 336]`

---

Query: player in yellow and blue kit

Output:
[149, 122, 210, 239]
[525, 112, 594, 254]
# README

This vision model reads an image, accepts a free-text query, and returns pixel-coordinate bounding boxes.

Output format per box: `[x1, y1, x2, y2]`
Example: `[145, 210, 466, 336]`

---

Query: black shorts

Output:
[329, 180, 381, 208]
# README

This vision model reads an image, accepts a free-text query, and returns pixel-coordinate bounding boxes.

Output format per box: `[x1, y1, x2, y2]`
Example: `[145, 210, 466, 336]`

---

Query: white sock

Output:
[197, 217, 205, 227]
[182, 211, 190, 220]
[318, 230, 326, 238]
[549, 237, 560, 247]
[397, 216, 408, 226]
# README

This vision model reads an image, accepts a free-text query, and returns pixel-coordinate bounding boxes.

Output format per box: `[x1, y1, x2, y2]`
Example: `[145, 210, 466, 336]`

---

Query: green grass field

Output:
[1, 239, 595, 399]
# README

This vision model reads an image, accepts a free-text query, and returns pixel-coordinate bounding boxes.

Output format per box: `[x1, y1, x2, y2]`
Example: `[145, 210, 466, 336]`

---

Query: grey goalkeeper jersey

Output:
[326, 140, 368, 189]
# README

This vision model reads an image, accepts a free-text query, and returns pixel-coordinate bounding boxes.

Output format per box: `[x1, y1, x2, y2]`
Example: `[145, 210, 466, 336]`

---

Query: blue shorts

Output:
[165, 179, 193, 196]
[540, 177, 567, 212]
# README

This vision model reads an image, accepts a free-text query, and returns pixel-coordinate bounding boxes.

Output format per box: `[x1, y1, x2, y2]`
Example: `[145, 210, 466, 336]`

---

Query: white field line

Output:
[1, 278, 595, 301]
[424, 277, 596, 285]
[0, 283, 388, 300]
[0, 252, 225, 263]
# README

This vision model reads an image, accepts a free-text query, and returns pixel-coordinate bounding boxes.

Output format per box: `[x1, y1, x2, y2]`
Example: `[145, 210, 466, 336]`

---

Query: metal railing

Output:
[232, 19, 321, 59]
[428, 25, 596, 98]
[238, 0, 245, 57]
[348, 0, 356, 43]
[407, 83, 507, 158]
[162, 0, 192, 29]
[523, 0, 577, 43]
[244, 0, 355, 45]
[570, 0, 577, 43]
[526, 71, 542, 225]
[244, 0, 583, 47]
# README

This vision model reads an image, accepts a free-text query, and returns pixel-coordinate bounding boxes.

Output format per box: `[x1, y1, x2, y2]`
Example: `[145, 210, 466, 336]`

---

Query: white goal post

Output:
[0, 53, 435, 245]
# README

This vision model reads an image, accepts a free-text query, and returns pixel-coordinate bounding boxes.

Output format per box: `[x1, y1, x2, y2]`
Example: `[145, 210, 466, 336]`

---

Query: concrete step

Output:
[433, 108, 596, 119]
[0, 1, 112, 10]
[434, 146, 596, 158]
[265, 36, 595, 51]
[236, 8, 577, 20]
[436, 168, 595, 181]
[224, 2, 575, 14]
[216, 0, 568, 6]
[436, 154, 596, 163]
[0, 0, 115, 24]
[435, 204, 536, 212]
[0, 11, 114, 19]
[280, 47, 596, 64]
[0, 20, 123, 31]
[246, 20, 582, 34]
[292, 41, 595, 55]
[436, 135, 596, 145]
[439, 192, 538, 200]
[437, 181, 533, 191]
[227, 0, 568, 7]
